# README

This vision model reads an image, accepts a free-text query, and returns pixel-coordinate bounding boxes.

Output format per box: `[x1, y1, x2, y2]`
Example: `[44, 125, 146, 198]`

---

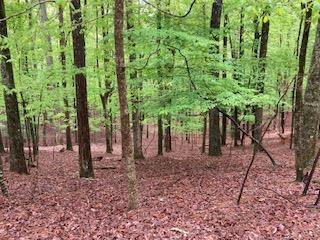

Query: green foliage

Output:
[0, 0, 317, 136]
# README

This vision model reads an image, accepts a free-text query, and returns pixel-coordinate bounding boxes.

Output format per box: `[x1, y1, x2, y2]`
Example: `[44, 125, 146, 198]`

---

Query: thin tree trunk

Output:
[158, 116, 163, 155]
[127, 0, 144, 160]
[39, 0, 54, 147]
[201, 113, 207, 154]
[59, 5, 73, 151]
[99, 5, 113, 154]
[114, 0, 138, 210]
[0, 130, 5, 154]
[290, 3, 305, 149]
[165, 115, 172, 152]
[221, 14, 227, 146]
[157, 0, 163, 156]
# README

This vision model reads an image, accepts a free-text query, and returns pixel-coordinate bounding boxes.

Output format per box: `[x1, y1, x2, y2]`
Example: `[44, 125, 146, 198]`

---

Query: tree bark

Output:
[208, 0, 222, 156]
[294, 0, 313, 181]
[296, 17, 320, 181]
[209, 108, 222, 156]
[157, 0, 163, 156]
[59, 5, 73, 151]
[70, 0, 94, 178]
[165, 115, 172, 152]
[0, 130, 5, 154]
[114, 0, 138, 210]
[0, 0, 28, 174]
[201, 113, 207, 153]
[127, 0, 144, 160]
[290, 3, 305, 149]
[39, 0, 54, 147]
[253, 11, 270, 152]
[221, 14, 227, 146]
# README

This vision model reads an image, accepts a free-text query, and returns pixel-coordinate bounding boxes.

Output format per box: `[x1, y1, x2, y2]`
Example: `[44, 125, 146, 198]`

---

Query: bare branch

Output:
[141, 0, 196, 18]
[0, 0, 56, 22]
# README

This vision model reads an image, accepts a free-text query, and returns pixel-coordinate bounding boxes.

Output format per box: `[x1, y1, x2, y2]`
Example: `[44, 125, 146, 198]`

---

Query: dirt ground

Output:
[1, 128, 320, 239]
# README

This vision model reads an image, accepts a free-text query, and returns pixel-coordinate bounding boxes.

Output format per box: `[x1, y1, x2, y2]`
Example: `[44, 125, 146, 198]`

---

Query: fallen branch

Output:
[218, 109, 276, 166]
[94, 166, 117, 170]
[260, 186, 298, 206]
[261, 76, 295, 141]
[237, 151, 257, 204]
[170, 227, 189, 236]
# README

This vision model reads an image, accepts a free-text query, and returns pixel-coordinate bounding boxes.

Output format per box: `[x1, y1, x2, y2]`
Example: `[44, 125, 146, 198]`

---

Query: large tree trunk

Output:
[208, 0, 222, 156]
[296, 17, 320, 182]
[0, 0, 27, 174]
[294, 1, 313, 181]
[115, 0, 138, 210]
[209, 108, 222, 156]
[59, 5, 73, 151]
[70, 0, 94, 178]
[253, 11, 270, 152]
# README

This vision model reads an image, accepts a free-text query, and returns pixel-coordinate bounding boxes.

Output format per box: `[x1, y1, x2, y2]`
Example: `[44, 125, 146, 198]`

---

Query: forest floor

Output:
[1, 131, 320, 239]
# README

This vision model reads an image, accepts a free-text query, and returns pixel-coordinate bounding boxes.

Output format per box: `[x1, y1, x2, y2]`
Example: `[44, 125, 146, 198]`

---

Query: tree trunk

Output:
[59, 5, 73, 151]
[165, 115, 172, 152]
[127, 0, 144, 160]
[294, 1, 313, 181]
[0, 130, 5, 154]
[70, 0, 94, 178]
[209, 108, 222, 156]
[201, 113, 207, 153]
[290, 3, 305, 149]
[39, 0, 54, 147]
[296, 17, 320, 182]
[158, 116, 163, 155]
[98, 5, 113, 154]
[114, 0, 138, 210]
[0, 0, 27, 174]
[156, 0, 163, 156]
[253, 11, 270, 152]
[221, 15, 227, 146]
[208, 0, 222, 156]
